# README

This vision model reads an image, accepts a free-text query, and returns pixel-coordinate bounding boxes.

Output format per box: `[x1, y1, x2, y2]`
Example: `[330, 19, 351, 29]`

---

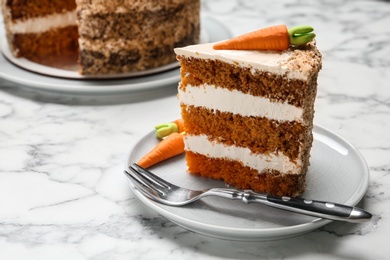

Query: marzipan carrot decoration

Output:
[213, 25, 316, 51]
[137, 132, 185, 168]
[155, 118, 185, 139]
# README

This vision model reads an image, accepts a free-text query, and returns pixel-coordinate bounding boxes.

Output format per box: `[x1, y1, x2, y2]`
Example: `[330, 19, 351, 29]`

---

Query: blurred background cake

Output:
[1, 0, 200, 75]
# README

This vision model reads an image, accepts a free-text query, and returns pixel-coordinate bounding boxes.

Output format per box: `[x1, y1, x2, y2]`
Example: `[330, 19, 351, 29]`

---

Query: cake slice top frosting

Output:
[175, 42, 321, 81]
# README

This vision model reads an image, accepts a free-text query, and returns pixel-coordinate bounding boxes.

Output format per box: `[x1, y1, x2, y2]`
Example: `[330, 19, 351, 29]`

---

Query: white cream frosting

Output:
[185, 134, 301, 174]
[8, 11, 77, 34]
[174, 42, 309, 80]
[178, 84, 303, 123]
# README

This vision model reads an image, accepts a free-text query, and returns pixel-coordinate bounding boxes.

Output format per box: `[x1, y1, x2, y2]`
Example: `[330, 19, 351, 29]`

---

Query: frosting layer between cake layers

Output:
[184, 134, 301, 174]
[6, 11, 77, 34]
[178, 84, 304, 123]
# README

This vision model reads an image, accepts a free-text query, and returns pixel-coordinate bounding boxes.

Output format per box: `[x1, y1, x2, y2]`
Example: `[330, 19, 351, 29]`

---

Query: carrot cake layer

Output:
[178, 58, 319, 108]
[5, 1, 76, 20]
[186, 152, 308, 197]
[12, 27, 79, 66]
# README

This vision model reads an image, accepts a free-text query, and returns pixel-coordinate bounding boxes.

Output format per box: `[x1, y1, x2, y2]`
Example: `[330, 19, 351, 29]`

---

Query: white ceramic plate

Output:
[0, 16, 230, 95]
[126, 125, 370, 241]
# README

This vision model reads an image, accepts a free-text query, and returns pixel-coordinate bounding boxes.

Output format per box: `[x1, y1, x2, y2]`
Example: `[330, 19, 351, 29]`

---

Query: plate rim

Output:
[125, 124, 370, 241]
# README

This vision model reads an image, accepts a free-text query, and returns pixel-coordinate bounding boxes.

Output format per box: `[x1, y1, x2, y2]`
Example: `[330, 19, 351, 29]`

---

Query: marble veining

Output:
[1, 0, 390, 259]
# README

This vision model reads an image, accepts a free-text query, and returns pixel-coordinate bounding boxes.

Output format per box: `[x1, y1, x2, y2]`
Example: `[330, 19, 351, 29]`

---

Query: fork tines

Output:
[124, 163, 169, 198]
[131, 164, 171, 189]
[124, 169, 159, 199]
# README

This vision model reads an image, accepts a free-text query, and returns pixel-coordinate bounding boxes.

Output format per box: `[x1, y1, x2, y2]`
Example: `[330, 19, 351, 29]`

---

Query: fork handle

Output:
[207, 188, 371, 223]
[247, 192, 371, 223]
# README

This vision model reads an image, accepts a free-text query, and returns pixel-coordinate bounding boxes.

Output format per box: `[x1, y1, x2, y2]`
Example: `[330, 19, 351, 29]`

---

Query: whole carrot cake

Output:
[1, 0, 200, 75]
[175, 26, 322, 196]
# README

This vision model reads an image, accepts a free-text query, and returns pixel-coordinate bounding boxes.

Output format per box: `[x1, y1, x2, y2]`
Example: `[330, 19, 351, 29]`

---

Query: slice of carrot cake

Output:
[175, 25, 322, 196]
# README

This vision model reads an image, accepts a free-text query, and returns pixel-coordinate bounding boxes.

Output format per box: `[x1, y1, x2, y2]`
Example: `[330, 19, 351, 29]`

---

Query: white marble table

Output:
[0, 0, 389, 259]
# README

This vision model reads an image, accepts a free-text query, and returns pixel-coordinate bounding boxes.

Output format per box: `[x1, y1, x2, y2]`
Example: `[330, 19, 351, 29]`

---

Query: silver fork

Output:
[124, 163, 372, 223]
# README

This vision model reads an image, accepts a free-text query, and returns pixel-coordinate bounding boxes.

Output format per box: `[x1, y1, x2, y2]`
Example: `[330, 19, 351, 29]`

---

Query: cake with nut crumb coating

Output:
[2, 0, 200, 75]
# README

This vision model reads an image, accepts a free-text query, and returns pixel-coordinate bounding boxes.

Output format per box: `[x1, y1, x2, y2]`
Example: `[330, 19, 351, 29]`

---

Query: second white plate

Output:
[126, 125, 370, 241]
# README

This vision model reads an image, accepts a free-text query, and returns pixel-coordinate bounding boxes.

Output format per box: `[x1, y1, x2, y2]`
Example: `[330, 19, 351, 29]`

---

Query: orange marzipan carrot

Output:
[137, 132, 185, 168]
[173, 118, 185, 133]
[213, 24, 289, 51]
